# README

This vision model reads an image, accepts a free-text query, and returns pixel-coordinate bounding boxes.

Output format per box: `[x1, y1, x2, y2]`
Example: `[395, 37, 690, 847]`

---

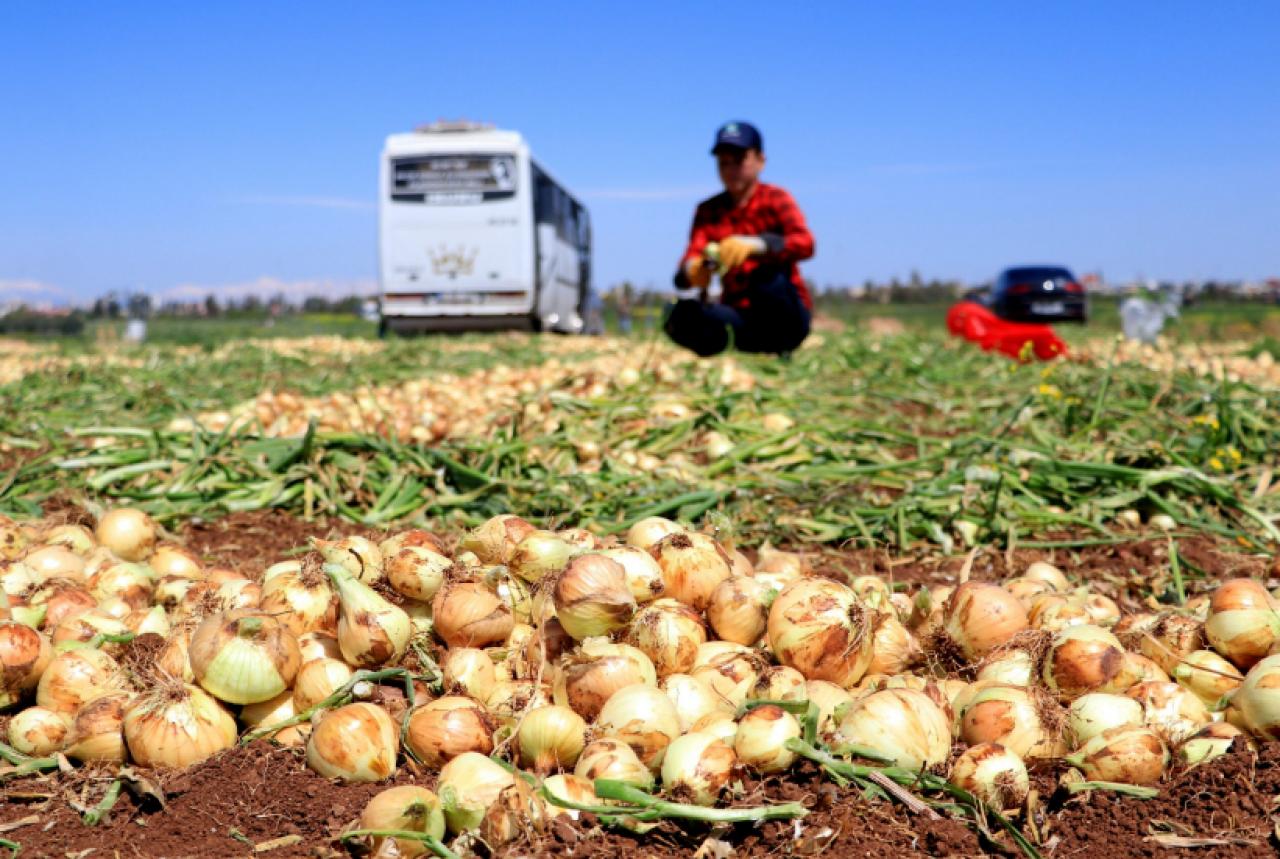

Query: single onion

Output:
[459, 515, 536, 566]
[437, 751, 516, 834]
[64, 692, 130, 763]
[379, 528, 448, 560]
[41, 524, 96, 556]
[52, 609, 130, 649]
[976, 647, 1036, 687]
[755, 541, 810, 578]
[1067, 693, 1144, 746]
[598, 546, 666, 603]
[239, 691, 309, 746]
[690, 712, 739, 744]
[1042, 624, 1142, 700]
[124, 682, 237, 768]
[959, 684, 1064, 759]
[767, 578, 873, 687]
[1005, 576, 1054, 605]
[753, 665, 807, 702]
[326, 562, 410, 667]
[1136, 614, 1204, 674]
[661, 731, 737, 805]
[650, 532, 732, 611]
[557, 527, 599, 553]
[706, 576, 771, 646]
[836, 689, 951, 769]
[88, 561, 155, 609]
[405, 696, 494, 768]
[554, 638, 656, 720]
[628, 598, 706, 676]
[1170, 649, 1243, 706]
[1066, 725, 1168, 785]
[1126, 681, 1210, 746]
[189, 610, 301, 705]
[541, 773, 597, 818]
[662, 673, 733, 732]
[508, 531, 572, 584]
[486, 680, 553, 727]
[517, 704, 586, 772]
[942, 582, 1029, 660]
[691, 644, 766, 708]
[297, 631, 343, 664]
[30, 581, 96, 631]
[1027, 595, 1092, 632]
[574, 738, 654, 790]
[0, 621, 52, 708]
[595, 683, 681, 770]
[148, 545, 203, 579]
[385, 545, 452, 602]
[259, 564, 337, 637]
[1205, 579, 1280, 670]
[625, 516, 684, 552]
[734, 704, 801, 773]
[292, 658, 354, 711]
[552, 554, 636, 641]
[1177, 722, 1246, 767]
[37, 647, 120, 715]
[481, 780, 551, 846]
[1231, 653, 1280, 739]
[313, 535, 384, 584]
[443, 648, 497, 702]
[804, 680, 855, 744]
[360, 786, 445, 857]
[433, 579, 515, 648]
[865, 611, 920, 675]
[949, 742, 1029, 808]
[1023, 561, 1069, 592]
[307, 702, 398, 782]
[22, 546, 86, 583]
[7, 706, 69, 755]
[96, 508, 157, 561]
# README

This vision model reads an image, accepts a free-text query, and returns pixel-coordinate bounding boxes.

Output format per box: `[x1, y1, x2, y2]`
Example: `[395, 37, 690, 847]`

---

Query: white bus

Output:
[378, 121, 593, 335]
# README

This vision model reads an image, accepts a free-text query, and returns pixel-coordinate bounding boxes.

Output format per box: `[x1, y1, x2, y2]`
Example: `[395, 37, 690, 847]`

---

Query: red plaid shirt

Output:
[677, 183, 815, 310]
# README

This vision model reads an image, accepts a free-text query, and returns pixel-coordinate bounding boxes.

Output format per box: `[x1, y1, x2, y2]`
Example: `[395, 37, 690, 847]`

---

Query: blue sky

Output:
[1, 2, 1277, 304]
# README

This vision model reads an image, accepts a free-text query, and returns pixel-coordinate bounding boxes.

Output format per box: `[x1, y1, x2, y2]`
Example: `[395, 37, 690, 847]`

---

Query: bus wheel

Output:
[377, 318, 389, 339]
[528, 314, 543, 333]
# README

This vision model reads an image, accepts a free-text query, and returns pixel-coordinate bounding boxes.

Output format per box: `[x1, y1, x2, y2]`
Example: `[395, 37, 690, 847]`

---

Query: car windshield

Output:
[1005, 267, 1073, 285]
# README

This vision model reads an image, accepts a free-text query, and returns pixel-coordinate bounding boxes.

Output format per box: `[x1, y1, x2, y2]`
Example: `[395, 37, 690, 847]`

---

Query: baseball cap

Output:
[711, 121, 763, 154]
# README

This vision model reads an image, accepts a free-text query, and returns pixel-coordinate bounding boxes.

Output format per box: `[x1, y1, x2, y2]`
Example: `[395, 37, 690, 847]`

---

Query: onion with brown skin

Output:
[405, 696, 494, 768]
[65, 692, 131, 763]
[432, 579, 514, 648]
[459, 515, 536, 566]
[1205, 579, 1280, 670]
[0, 621, 52, 708]
[949, 743, 1029, 809]
[706, 576, 771, 646]
[551, 554, 636, 641]
[1042, 624, 1142, 700]
[1066, 724, 1168, 785]
[649, 532, 733, 611]
[554, 638, 656, 720]
[627, 598, 706, 677]
[259, 564, 337, 637]
[766, 577, 873, 688]
[307, 702, 399, 782]
[942, 582, 1029, 660]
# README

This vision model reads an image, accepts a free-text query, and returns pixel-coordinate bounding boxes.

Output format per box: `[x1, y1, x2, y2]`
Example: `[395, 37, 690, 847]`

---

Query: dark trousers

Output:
[664, 270, 811, 357]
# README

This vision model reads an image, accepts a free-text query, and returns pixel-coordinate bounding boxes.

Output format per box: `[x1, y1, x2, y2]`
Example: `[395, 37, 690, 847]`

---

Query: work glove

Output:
[684, 256, 713, 288]
[718, 235, 767, 271]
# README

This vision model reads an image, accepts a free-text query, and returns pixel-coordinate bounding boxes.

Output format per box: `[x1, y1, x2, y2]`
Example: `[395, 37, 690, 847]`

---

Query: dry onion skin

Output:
[405, 696, 494, 768]
[942, 582, 1029, 661]
[650, 532, 733, 611]
[595, 683, 681, 770]
[1066, 724, 1168, 785]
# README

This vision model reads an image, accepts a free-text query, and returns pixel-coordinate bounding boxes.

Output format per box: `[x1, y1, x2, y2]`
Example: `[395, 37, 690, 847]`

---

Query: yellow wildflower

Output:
[1038, 383, 1062, 399]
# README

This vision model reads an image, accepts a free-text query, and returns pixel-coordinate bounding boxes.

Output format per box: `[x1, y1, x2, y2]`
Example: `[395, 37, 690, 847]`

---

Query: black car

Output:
[990, 266, 1087, 323]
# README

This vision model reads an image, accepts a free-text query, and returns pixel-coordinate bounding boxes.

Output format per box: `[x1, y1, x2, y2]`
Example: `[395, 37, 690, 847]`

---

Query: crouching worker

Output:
[666, 121, 816, 357]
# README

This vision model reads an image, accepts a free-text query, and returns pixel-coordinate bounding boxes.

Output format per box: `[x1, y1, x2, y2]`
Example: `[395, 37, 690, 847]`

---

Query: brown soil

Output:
[2, 508, 1276, 859]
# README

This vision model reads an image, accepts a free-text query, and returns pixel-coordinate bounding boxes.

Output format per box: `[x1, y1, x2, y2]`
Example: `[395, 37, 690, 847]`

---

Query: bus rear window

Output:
[390, 154, 517, 203]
